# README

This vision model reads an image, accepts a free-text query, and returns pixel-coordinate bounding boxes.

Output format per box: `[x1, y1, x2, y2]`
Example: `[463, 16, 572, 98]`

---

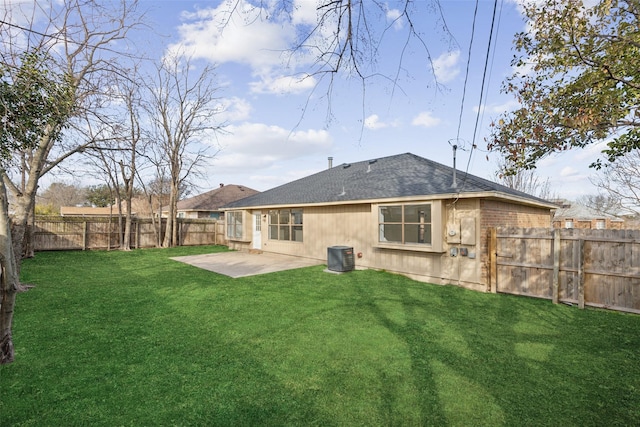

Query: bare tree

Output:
[0, 0, 146, 259]
[577, 194, 623, 218]
[137, 173, 170, 247]
[85, 68, 145, 250]
[1, 0, 144, 364]
[587, 149, 640, 218]
[0, 48, 74, 364]
[143, 52, 224, 247]
[36, 182, 86, 213]
[220, 1, 453, 126]
[494, 157, 556, 200]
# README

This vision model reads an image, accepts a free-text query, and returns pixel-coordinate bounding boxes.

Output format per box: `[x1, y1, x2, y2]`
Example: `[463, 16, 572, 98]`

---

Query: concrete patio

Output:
[171, 251, 324, 278]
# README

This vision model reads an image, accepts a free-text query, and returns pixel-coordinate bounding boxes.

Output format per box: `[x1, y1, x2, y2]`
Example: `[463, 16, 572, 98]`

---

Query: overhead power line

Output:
[0, 19, 60, 40]
[462, 0, 500, 188]
[454, 0, 480, 146]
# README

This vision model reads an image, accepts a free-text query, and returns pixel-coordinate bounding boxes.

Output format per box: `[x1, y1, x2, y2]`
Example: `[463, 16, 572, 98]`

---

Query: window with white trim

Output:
[268, 209, 303, 242]
[226, 211, 243, 239]
[379, 204, 432, 245]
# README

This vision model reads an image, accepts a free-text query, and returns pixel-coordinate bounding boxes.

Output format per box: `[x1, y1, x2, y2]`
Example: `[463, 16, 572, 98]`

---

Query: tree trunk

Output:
[171, 191, 179, 247]
[123, 197, 132, 251]
[5, 136, 51, 269]
[162, 191, 175, 247]
[163, 178, 180, 247]
[0, 177, 20, 365]
[10, 195, 34, 274]
[25, 207, 35, 258]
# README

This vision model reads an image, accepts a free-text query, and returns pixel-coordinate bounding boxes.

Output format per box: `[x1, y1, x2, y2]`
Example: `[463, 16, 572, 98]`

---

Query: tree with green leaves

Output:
[489, 0, 640, 171]
[0, 51, 73, 364]
[1, 0, 145, 261]
[86, 184, 117, 208]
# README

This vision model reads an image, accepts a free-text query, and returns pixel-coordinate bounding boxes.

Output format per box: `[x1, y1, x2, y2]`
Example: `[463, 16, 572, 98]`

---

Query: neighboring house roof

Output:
[60, 206, 129, 216]
[552, 200, 622, 221]
[173, 184, 259, 213]
[224, 152, 557, 209]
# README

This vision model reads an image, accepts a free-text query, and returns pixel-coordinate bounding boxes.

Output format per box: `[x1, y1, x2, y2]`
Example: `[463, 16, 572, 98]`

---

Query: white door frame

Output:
[252, 212, 262, 250]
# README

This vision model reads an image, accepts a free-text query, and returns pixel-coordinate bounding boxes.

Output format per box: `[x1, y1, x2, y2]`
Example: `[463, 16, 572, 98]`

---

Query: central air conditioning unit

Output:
[327, 246, 355, 272]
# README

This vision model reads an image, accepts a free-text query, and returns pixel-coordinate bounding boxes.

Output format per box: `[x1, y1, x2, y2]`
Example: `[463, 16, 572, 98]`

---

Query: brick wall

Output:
[479, 199, 553, 287]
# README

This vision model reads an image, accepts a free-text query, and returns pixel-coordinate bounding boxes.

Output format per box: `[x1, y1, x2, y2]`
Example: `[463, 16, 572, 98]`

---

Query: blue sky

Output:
[12, 0, 607, 200]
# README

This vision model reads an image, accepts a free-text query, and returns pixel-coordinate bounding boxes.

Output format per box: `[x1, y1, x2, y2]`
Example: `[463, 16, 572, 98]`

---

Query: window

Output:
[269, 209, 303, 242]
[255, 214, 261, 231]
[227, 211, 243, 239]
[379, 204, 431, 245]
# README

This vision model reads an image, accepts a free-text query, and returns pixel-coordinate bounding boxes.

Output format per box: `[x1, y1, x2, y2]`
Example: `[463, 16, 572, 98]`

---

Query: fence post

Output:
[82, 221, 88, 250]
[552, 229, 560, 304]
[489, 227, 497, 293]
[135, 219, 139, 249]
[578, 239, 585, 309]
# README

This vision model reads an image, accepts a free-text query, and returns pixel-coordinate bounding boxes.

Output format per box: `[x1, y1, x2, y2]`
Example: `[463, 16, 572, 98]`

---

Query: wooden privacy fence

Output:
[489, 227, 640, 314]
[33, 217, 226, 251]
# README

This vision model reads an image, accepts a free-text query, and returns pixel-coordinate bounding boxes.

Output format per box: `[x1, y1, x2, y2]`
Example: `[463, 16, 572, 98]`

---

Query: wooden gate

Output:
[489, 227, 640, 314]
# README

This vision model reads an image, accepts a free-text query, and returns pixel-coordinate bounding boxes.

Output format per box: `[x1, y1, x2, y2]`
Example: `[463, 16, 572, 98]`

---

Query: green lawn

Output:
[1, 246, 639, 426]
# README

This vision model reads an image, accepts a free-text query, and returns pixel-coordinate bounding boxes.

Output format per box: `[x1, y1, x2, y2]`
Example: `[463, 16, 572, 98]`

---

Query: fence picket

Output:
[34, 217, 226, 251]
[492, 227, 640, 315]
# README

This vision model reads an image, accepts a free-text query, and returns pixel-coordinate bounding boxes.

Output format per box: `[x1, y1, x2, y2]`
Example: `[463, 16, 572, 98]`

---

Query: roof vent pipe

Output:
[328, 157, 333, 169]
[451, 145, 458, 189]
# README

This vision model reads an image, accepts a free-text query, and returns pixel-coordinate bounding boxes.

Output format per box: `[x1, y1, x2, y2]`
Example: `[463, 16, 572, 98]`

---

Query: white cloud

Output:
[364, 114, 385, 130]
[386, 8, 404, 30]
[249, 73, 317, 95]
[168, 0, 324, 96]
[433, 50, 461, 84]
[364, 114, 399, 130]
[217, 97, 253, 122]
[212, 122, 333, 174]
[574, 140, 609, 161]
[560, 166, 579, 177]
[1, 1, 53, 51]
[412, 111, 441, 128]
[474, 99, 521, 115]
[292, 0, 318, 26]
[169, 1, 296, 71]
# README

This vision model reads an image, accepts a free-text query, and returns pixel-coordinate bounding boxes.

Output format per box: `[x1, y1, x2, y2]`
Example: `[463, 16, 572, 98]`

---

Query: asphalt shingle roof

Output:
[177, 184, 259, 211]
[224, 153, 552, 208]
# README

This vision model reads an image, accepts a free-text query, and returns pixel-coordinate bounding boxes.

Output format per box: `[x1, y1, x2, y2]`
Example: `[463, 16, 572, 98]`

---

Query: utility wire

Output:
[0, 19, 60, 40]
[462, 0, 500, 188]
[476, 0, 504, 155]
[455, 0, 480, 145]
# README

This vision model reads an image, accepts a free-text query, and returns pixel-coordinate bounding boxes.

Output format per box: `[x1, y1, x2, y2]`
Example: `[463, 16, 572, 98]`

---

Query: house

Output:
[551, 199, 625, 230]
[168, 184, 259, 220]
[60, 205, 131, 217]
[222, 153, 557, 291]
[59, 197, 160, 218]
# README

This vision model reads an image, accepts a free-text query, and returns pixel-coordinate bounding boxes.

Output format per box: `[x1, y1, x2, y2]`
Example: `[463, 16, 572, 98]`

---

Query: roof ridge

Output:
[222, 152, 555, 209]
